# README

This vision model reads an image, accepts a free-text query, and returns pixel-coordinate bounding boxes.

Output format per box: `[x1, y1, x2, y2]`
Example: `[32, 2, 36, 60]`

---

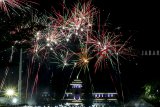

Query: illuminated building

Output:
[62, 78, 119, 106]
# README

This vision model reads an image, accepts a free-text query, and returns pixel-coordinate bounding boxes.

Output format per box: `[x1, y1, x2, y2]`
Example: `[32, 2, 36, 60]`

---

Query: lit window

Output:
[108, 94, 110, 97]
[111, 94, 113, 97]
[95, 94, 97, 98]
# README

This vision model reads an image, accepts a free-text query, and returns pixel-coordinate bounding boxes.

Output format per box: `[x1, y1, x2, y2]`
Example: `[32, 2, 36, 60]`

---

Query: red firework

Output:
[87, 29, 132, 72]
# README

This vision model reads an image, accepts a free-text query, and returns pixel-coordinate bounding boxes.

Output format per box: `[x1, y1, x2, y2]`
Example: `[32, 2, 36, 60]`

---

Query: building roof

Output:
[70, 79, 83, 85]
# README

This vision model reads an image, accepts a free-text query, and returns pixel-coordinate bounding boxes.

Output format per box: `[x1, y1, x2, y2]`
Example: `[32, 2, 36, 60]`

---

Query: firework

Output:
[87, 29, 132, 72]
[0, 0, 134, 102]
[51, 50, 73, 70]
[74, 48, 93, 72]
[0, 0, 24, 16]
[0, 46, 15, 90]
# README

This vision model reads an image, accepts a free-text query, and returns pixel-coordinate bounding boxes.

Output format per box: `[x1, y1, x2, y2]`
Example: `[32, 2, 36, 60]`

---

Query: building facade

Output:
[62, 78, 119, 107]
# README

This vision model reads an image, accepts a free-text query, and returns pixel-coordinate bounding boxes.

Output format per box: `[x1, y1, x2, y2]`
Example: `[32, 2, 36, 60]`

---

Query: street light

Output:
[5, 88, 16, 97]
[12, 97, 18, 104]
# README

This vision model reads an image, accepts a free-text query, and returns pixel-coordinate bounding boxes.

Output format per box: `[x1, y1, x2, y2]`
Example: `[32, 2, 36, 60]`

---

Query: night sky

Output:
[0, 0, 159, 102]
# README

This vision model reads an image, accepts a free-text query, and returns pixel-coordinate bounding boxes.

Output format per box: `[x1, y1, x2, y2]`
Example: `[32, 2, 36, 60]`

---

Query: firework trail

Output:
[25, 56, 34, 100]
[0, 0, 22, 12]
[0, 46, 15, 90]
[0, 67, 10, 90]
[51, 50, 73, 70]
[9, 46, 14, 62]
[62, 67, 75, 99]
[116, 53, 125, 105]
[0, 0, 31, 17]
[31, 63, 41, 98]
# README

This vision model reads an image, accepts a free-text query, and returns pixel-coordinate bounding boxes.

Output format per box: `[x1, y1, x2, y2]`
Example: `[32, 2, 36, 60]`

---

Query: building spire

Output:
[18, 48, 23, 104]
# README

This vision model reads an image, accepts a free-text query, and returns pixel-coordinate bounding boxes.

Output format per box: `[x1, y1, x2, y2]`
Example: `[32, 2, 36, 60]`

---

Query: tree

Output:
[142, 80, 160, 106]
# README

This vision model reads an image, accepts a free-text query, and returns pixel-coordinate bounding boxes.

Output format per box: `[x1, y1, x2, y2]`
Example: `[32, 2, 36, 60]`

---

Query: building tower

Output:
[70, 78, 83, 100]
[63, 77, 84, 106]
[18, 48, 23, 104]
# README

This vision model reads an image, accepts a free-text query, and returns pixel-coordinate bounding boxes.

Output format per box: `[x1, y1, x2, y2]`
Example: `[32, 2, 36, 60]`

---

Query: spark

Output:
[87, 30, 132, 72]
[0, 0, 29, 16]
[75, 48, 92, 72]
[51, 50, 72, 70]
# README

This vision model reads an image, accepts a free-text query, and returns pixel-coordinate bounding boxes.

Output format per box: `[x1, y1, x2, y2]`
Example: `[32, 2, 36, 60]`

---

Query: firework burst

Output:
[51, 50, 73, 70]
[75, 48, 93, 72]
[87, 29, 132, 72]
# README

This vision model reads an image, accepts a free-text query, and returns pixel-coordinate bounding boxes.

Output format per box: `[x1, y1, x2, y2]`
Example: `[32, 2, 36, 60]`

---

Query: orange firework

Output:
[75, 48, 93, 72]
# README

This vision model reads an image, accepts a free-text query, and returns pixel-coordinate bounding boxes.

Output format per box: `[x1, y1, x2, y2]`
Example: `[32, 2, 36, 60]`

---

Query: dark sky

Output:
[0, 0, 159, 102]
